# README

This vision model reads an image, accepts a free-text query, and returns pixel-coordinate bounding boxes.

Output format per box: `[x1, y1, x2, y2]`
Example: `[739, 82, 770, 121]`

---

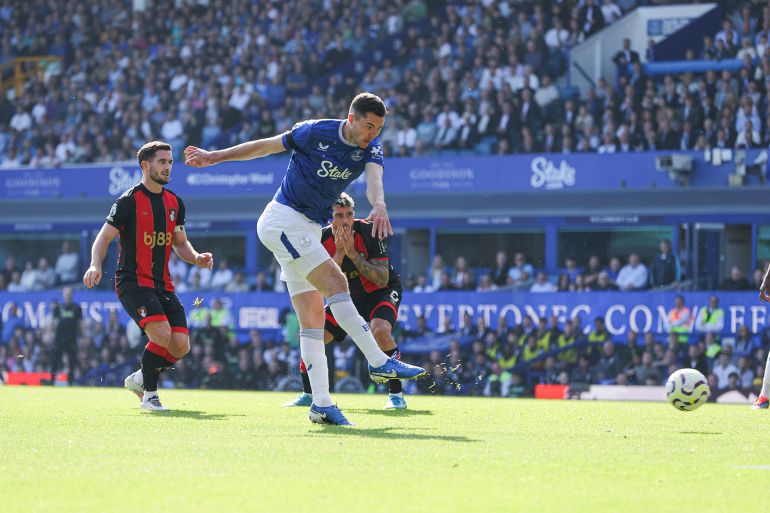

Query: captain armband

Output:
[175, 225, 185, 232]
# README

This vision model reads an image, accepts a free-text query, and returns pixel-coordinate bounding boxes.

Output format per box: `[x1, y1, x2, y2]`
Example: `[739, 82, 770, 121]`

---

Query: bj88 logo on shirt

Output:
[144, 231, 173, 248]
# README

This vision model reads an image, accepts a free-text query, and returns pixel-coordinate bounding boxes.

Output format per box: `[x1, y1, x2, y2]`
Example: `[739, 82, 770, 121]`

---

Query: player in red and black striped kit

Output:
[285, 193, 410, 409]
[83, 141, 213, 411]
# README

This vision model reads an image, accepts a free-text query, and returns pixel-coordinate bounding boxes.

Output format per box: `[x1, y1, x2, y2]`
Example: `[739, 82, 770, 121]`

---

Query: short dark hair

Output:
[349, 92, 387, 118]
[333, 192, 355, 208]
[137, 141, 172, 166]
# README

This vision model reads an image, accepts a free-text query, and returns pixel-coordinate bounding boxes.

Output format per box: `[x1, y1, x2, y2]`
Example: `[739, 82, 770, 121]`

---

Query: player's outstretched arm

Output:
[83, 223, 119, 288]
[183, 134, 287, 167]
[363, 162, 393, 240]
[172, 228, 213, 270]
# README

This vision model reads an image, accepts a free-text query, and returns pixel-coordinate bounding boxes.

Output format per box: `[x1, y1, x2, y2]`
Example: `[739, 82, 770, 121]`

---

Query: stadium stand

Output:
[5, 0, 770, 161]
[0, 0, 645, 163]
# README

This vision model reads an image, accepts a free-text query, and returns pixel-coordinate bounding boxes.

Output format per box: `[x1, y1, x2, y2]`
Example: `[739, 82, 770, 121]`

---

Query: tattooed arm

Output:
[349, 253, 390, 288]
[338, 224, 390, 288]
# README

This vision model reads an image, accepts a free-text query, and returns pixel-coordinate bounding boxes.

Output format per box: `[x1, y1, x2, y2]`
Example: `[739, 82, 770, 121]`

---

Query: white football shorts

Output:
[256, 200, 329, 295]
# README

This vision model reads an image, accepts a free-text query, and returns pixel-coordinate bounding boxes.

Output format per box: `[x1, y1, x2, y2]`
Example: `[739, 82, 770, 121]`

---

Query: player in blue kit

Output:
[184, 93, 426, 425]
[285, 193, 408, 410]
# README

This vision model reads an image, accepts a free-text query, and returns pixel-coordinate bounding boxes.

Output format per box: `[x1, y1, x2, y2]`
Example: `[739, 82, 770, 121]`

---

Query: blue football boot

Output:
[308, 403, 355, 426]
[369, 357, 426, 384]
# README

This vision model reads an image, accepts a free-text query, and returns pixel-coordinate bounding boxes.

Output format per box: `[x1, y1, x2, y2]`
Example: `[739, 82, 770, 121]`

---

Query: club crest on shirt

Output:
[137, 306, 148, 318]
[298, 235, 312, 247]
[351, 149, 363, 161]
[168, 208, 176, 222]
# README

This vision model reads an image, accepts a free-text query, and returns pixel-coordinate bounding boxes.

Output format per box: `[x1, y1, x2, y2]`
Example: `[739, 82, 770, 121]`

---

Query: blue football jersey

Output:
[274, 119, 385, 224]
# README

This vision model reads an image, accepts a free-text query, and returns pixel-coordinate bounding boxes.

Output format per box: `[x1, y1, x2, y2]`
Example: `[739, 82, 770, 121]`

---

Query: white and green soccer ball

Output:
[666, 368, 710, 411]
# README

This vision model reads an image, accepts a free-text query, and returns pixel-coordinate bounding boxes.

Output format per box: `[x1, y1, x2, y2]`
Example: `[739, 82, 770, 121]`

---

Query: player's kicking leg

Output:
[753, 350, 770, 409]
[309, 261, 425, 384]
[291, 350, 408, 410]
[288, 297, 412, 410]
[282, 262, 422, 424]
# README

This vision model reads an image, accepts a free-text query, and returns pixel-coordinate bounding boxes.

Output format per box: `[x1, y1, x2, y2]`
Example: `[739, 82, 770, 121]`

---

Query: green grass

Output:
[1, 387, 769, 513]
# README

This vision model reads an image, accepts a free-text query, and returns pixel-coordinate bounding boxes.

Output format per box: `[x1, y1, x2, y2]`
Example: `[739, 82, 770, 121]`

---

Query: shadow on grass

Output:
[305, 426, 478, 443]
[148, 409, 246, 421]
[345, 408, 434, 417]
[679, 431, 723, 435]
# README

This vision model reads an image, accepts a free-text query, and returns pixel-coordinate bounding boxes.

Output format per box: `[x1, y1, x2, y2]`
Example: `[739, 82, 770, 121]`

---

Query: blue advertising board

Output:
[1, 291, 764, 342]
[0, 150, 762, 200]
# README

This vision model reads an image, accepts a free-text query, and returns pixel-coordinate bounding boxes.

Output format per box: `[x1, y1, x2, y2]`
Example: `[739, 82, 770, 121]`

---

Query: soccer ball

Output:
[666, 368, 710, 411]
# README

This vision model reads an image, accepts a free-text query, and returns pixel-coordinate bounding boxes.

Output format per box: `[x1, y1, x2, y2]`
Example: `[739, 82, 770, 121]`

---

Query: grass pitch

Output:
[1, 387, 768, 513]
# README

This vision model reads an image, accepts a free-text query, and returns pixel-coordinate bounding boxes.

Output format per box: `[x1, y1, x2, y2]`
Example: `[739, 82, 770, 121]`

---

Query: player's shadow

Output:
[306, 426, 477, 443]
[345, 408, 434, 417]
[150, 409, 245, 421]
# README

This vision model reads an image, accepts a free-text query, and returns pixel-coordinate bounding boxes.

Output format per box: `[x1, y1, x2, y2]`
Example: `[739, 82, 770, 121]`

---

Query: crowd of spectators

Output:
[1, 237, 764, 294]
[169, 254, 280, 293]
[5, 0, 770, 163]
[596, 3, 770, 154]
[404, 241, 764, 294]
[0, 0, 645, 167]
[405, 299, 768, 398]
[0, 241, 80, 292]
[0, 291, 305, 390]
[0, 244, 281, 293]
[2, 1, 770, 167]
